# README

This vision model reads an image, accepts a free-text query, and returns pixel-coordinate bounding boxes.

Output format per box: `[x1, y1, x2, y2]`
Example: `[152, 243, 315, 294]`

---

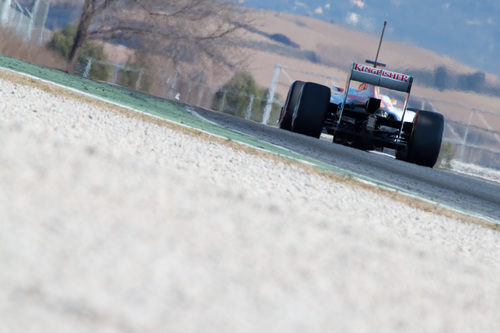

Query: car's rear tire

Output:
[399, 110, 444, 167]
[291, 82, 330, 138]
[279, 81, 304, 130]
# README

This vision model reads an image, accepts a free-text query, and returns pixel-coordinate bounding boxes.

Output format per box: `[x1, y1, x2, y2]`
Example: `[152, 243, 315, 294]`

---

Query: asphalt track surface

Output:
[189, 106, 500, 223]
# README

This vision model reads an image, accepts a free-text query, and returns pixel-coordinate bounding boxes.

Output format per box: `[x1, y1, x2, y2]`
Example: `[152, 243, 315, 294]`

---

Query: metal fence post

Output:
[15, 10, 25, 35]
[197, 84, 205, 107]
[26, 0, 39, 41]
[166, 74, 178, 99]
[0, 0, 11, 26]
[135, 69, 143, 90]
[262, 64, 281, 124]
[83, 58, 92, 78]
[187, 81, 193, 104]
[111, 63, 122, 84]
[165, 76, 172, 98]
[219, 90, 227, 112]
[36, 0, 50, 44]
[460, 109, 475, 161]
[246, 95, 255, 120]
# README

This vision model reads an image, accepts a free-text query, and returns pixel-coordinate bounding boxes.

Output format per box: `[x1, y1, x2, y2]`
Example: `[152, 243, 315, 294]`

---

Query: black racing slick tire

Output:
[404, 110, 444, 167]
[279, 81, 304, 130]
[291, 82, 330, 138]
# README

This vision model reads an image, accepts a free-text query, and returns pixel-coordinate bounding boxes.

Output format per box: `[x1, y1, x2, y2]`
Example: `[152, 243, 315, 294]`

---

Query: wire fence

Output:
[73, 57, 284, 124]
[0, 0, 51, 44]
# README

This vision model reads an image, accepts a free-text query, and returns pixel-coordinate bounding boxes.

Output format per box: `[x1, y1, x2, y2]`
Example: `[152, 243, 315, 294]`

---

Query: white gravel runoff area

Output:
[1, 73, 499, 333]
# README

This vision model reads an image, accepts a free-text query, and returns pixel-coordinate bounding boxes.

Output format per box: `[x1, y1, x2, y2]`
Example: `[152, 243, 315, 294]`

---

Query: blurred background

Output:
[1, 0, 499, 169]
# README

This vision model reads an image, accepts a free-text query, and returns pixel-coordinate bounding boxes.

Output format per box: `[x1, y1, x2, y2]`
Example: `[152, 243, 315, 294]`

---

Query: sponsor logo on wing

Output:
[353, 63, 409, 83]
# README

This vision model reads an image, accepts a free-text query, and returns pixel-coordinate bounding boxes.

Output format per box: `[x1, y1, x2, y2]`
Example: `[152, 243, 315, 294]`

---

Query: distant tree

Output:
[457, 71, 486, 92]
[469, 71, 486, 92]
[67, 0, 248, 75]
[269, 33, 299, 48]
[47, 24, 76, 59]
[213, 72, 261, 117]
[48, 24, 111, 80]
[434, 66, 449, 91]
[213, 72, 281, 122]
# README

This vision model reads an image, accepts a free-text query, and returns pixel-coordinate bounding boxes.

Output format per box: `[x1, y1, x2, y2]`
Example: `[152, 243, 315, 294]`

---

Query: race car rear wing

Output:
[350, 63, 413, 93]
[338, 63, 414, 138]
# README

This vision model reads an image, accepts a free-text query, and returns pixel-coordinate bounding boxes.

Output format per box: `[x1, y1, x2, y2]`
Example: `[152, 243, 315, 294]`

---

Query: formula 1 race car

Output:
[278, 65, 444, 167]
[279, 52, 444, 167]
